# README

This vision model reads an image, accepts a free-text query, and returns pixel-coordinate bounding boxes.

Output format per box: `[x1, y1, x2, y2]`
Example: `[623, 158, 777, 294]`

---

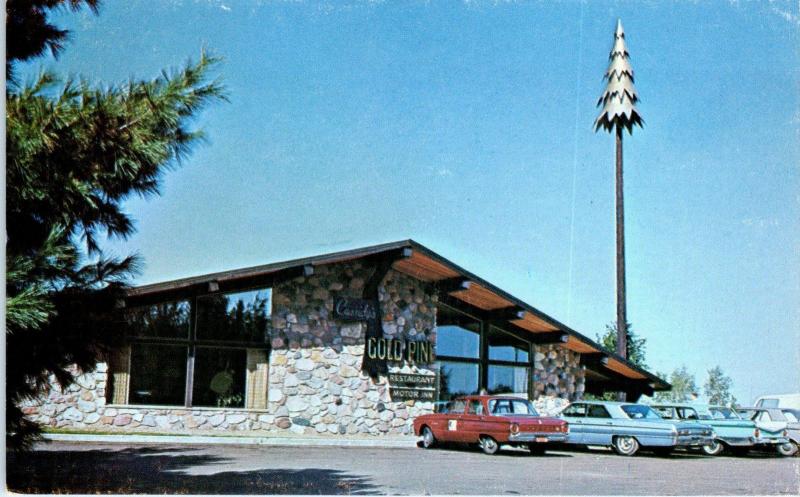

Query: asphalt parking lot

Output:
[6, 441, 799, 495]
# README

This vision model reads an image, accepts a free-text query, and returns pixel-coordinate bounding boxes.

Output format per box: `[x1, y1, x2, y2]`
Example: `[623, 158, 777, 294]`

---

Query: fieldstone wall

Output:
[267, 263, 437, 436]
[531, 344, 585, 415]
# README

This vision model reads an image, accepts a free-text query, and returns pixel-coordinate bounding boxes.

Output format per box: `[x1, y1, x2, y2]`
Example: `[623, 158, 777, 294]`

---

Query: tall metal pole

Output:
[615, 126, 627, 361]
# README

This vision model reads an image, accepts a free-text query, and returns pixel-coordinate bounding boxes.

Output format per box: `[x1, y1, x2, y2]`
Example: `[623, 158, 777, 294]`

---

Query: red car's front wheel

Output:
[421, 427, 437, 449]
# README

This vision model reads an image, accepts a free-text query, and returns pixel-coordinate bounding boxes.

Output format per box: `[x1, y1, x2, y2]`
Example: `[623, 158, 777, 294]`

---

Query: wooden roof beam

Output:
[579, 352, 609, 367]
[529, 332, 570, 345]
[485, 306, 527, 321]
[433, 277, 473, 295]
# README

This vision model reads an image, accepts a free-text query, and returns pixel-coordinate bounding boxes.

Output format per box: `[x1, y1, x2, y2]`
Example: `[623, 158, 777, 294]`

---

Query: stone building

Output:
[22, 240, 669, 436]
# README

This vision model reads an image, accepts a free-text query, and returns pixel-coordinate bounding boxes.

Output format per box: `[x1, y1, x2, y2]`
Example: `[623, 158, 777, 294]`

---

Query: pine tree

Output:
[596, 322, 648, 369]
[6, 1, 227, 449]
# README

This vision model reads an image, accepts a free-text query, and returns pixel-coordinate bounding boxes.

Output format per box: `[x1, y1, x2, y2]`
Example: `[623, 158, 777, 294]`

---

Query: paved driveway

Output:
[7, 441, 799, 494]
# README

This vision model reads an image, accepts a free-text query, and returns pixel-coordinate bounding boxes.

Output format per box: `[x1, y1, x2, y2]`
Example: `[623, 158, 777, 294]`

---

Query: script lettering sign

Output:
[334, 297, 377, 321]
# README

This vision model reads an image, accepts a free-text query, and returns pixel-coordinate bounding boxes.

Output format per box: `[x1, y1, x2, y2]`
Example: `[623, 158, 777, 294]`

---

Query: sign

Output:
[388, 373, 436, 387]
[390, 387, 436, 401]
[389, 372, 437, 402]
[366, 337, 434, 364]
[333, 297, 377, 321]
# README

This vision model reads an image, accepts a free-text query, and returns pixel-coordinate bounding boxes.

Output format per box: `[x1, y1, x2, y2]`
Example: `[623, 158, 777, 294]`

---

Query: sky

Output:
[19, 0, 799, 404]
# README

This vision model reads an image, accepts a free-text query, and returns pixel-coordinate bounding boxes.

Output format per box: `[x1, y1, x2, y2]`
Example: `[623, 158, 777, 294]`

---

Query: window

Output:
[487, 327, 530, 396]
[438, 361, 479, 400]
[587, 405, 611, 418]
[489, 398, 537, 416]
[467, 400, 484, 415]
[197, 289, 271, 342]
[436, 305, 480, 359]
[677, 407, 699, 420]
[449, 400, 467, 414]
[488, 327, 529, 362]
[653, 407, 674, 419]
[621, 404, 661, 419]
[112, 288, 271, 409]
[487, 365, 529, 395]
[563, 404, 587, 417]
[128, 344, 187, 405]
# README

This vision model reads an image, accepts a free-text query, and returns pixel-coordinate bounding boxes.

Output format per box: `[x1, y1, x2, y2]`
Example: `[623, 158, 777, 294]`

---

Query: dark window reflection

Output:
[127, 301, 190, 339]
[487, 365, 529, 395]
[129, 344, 187, 405]
[487, 327, 529, 362]
[192, 348, 247, 408]
[436, 306, 480, 358]
[197, 289, 271, 342]
[438, 361, 479, 400]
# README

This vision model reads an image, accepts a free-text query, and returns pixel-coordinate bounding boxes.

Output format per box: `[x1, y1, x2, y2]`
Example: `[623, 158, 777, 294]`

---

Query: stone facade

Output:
[266, 263, 437, 436]
[22, 260, 585, 434]
[531, 344, 585, 415]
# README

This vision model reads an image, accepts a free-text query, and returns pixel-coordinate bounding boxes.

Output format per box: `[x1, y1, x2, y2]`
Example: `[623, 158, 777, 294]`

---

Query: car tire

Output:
[527, 444, 546, 455]
[702, 440, 725, 456]
[479, 436, 500, 455]
[612, 436, 640, 456]
[421, 426, 436, 449]
[777, 441, 798, 457]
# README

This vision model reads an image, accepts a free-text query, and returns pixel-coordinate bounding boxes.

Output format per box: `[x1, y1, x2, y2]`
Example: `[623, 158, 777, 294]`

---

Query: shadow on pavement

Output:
[7, 447, 380, 494]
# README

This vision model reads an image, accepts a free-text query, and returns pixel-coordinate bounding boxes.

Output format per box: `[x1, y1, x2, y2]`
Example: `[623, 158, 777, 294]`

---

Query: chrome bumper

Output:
[675, 434, 715, 447]
[508, 432, 569, 443]
[753, 437, 790, 446]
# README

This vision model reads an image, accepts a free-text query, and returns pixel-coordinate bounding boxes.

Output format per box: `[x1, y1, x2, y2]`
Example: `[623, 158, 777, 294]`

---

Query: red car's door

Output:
[439, 399, 467, 442]
[460, 399, 488, 443]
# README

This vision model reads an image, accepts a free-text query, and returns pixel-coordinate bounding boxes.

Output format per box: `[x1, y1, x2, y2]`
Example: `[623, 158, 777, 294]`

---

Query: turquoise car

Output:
[652, 403, 757, 456]
[559, 401, 715, 456]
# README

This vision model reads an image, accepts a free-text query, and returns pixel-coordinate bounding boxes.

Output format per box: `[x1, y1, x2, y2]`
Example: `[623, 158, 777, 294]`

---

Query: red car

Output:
[413, 395, 569, 455]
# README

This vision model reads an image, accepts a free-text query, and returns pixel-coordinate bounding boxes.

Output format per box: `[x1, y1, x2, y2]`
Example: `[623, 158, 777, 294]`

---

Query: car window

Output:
[621, 404, 661, 419]
[587, 405, 611, 418]
[467, 400, 484, 415]
[783, 410, 799, 423]
[677, 407, 699, 420]
[449, 400, 467, 414]
[758, 398, 779, 408]
[653, 407, 674, 419]
[711, 407, 739, 420]
[737, 409, 757, 421]
[562, 404, 587, 417]
[488, 399, 537, 415]
[757, 411, 772, 423]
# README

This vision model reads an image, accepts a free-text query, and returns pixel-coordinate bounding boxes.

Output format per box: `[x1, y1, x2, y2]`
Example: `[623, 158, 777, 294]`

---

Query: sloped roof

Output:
[127, 239, 670, 392]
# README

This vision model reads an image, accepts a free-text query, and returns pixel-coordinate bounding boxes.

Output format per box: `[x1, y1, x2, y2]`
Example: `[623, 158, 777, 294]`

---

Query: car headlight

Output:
[510, 423, 520, 434]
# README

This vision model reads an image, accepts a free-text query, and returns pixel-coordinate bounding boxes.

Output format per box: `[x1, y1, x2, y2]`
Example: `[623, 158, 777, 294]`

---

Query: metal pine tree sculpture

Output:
[595, 20, 643, 365]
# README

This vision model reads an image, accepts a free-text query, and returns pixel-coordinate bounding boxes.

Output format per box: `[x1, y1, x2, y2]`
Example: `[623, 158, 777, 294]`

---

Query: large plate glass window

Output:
[128, 343, 187, 405]
[438, 361, 479, 400]
[114, 288, 271, 408]
[436, 305, 480, 359]
[196, 289, 271, 342]
[487, 365, 529, 395]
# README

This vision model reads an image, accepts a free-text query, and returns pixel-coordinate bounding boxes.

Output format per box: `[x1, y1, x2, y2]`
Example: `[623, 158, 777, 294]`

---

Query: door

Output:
[441, 399, 467, 442]
[460, 399, 487, 443]
[584, 404, 614, 445]
[561, 403, 588, 443]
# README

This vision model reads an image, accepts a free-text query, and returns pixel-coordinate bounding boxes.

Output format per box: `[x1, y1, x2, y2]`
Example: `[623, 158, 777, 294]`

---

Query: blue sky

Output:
[23, 0, 799, 403]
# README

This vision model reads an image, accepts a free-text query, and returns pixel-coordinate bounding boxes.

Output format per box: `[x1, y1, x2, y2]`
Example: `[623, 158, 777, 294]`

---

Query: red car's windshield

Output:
[488, 398, 538, 416]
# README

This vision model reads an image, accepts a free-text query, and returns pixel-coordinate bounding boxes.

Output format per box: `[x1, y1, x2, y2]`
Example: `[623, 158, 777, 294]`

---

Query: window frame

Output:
[120, 285, 272, 410]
